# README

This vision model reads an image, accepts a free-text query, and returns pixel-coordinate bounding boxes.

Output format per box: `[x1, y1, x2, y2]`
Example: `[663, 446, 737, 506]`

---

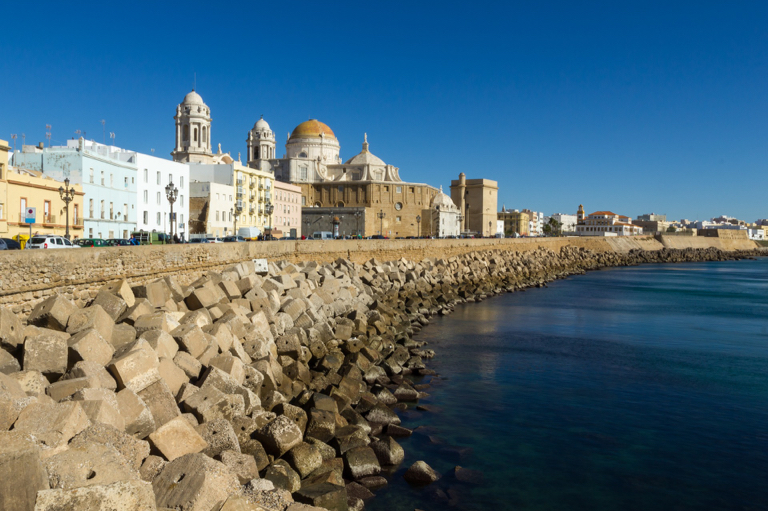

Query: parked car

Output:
[75, 238, 110, 248]
[26, 235, 79, 249]
[370, 235, 389, 240]
[188, 238, 210, 244]
[0, 238, 21, 250]
[108, 238, 139, 246]
[131, 231, 171, 245]
[312, 231, 334, 240]
[237, 227, 262, 240]
[222, 236, 246, 242]
[207, 237, 224, 243]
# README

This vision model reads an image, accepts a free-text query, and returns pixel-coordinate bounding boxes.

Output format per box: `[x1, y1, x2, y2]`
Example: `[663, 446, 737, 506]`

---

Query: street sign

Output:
[25, 207, 36, 224]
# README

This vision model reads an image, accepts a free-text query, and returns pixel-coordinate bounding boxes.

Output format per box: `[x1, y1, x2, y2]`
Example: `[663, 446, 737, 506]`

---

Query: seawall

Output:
[0, 235, 759, 316]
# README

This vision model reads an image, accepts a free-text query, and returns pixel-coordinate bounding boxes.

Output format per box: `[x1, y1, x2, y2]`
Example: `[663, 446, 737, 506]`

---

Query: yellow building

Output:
[233, 161, 274, 234]
[450, 173, 499, 236]
[0, 138, 85, 241]
[498, 208, 530, 236]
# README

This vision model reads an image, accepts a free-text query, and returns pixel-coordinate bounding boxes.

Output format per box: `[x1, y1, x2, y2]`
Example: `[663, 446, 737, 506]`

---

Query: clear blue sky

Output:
[2, 1, 766, 221]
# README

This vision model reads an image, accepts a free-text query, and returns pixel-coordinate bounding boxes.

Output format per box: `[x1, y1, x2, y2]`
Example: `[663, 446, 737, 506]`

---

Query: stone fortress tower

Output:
[171, 90, 213, 163]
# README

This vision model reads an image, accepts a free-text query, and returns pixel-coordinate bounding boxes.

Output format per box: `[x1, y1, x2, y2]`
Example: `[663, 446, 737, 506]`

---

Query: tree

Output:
[545, 217, 563, 237]
[666, 225, 677, 233]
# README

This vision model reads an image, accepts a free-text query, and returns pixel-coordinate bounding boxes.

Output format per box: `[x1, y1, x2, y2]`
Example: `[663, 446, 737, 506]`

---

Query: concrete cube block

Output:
[173, 351, 202, 379]
[0, 307, 23, 353]
[219, 450, 259, 485]
[79, 400, 126, 430]
[23, 333, 68, 381]
[0, 432, 50, 511]
[344, 446, 381, 480]
[109, 345, 160, 392]
[139, 454, 166, 482]
[70, 360, 117, 391]
[70, 422, 150, 470]
[27, 295, 78, 332]
[185, 288, 219, 310]
[157, 357, 189, 396]
[13, 401, 91, 449]
[0, 348, 21, 374]
[139, 279, 172, 308]
[170, 324, 208, 358]
[148, 415, 208, 461]
[253, 415, 303, 457]
[209, 354, 246, 385]
[219, 281, 242, 300]
[10, 370, 48, 397]
[152, 453, 240, 511]
[117, 298, 152, 325]
[285, 441, 323, 479]
[305, 408, 336, 443]
[133, 311, 181, 334]
[47, 375, 99, 402]
[116, 388, 156, 439]
[181, 309, 213, 329]
[91, 290, 127, 322]
[139, 330, 179, 359]
[294, 482, 348, 511]
[66, 304, 114, 344]
[101, 279, 136, 307]
[67, 327, 115, 366]
[137, 380, 181, 430]
[34, 480, 156, 510]
[111, 323, 137, 350]
[44, 442, 139, 490]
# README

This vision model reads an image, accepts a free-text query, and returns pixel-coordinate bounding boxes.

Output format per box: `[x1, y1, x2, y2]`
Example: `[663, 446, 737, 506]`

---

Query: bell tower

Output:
[172, 90, 213, 163]
[577, 204, 585, 223]
[247, 116, 276, 167]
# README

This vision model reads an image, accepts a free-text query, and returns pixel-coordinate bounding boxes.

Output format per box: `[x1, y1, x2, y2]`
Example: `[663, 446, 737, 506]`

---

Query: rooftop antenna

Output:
[109, 132, 115, 146]
[193, 72, 196, 91]
[101, 120, 106, 144]
[10, 134, 16, 165]
[151, 148, 155, 155]
[45, 124, 52, 147]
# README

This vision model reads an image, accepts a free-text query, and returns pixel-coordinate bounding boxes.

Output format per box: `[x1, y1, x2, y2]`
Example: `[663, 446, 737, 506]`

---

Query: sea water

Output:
[366, 259, 768, 511]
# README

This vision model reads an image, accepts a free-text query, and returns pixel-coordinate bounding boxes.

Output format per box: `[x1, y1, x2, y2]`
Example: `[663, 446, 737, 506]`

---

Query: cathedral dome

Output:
[254, 116, 270, 131]
[345, 134, 385, 165]
[182, 90, 205, 105]
[431, 187, 456, 209]
[290, 119, 336, 140]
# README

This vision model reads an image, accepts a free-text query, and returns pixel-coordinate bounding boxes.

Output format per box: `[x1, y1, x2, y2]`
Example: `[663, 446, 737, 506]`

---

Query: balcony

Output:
[237, 186, 244, 195]
[249, 181, 256, 189]
[236, 179, 244, 186]
[249, 193, 256, 202]
[249, 206, 255, 214]
[258, 196, 264, 203]
[258, 184, 264, 190]
[43, 214, 57, 224]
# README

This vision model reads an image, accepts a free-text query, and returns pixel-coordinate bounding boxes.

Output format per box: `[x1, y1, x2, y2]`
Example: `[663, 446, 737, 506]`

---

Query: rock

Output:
[67, 328, 115, 366]
[23, 332, 68, 381]
[403, 460, 441, 485]
[454, 465, 484, 484]
[0, 307, 23, 353]
[264, 459, 301, 492]
[364, 403, 401, 425]
[70, 422, 150, 471]
[27, 295, 78, 331]
[0, 431, 49, 511]
[148, 416, 208, 461]
[34, 480, 157, 511]
[284, 441, 323, 479]
[116, 388, 156, 439]
[219, 450, 259, 485]
[197, 418, 240, 458]
[152, 453, 240, 511]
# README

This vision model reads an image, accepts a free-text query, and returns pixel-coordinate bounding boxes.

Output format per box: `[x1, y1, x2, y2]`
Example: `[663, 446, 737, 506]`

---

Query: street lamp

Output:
[354, 210, 362, 237]
[416, 215, 421, 237]
[265, 201, 274, 240]
[58, 177, 76, 240]
[231, 201, 243, 237]
[165, 181, 178, 243]
[465, 203, 470, 234]
[457, 212, 463, 238]
[377, 209, 386, 236]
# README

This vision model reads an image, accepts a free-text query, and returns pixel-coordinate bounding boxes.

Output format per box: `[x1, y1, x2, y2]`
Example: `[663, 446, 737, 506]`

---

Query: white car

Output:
[206, 237, 224, 244]
[26, 235, 80, 249]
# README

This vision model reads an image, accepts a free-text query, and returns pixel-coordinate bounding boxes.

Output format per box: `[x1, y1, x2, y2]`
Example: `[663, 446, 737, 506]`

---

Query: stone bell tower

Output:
[172, 90, 213, 163]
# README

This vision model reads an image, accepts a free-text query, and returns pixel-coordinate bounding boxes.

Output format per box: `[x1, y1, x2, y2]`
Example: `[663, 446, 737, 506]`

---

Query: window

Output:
[157, 172, 161, 185]
[143, 211, 148, 224]
[89, 199, 94, 218]
[180, 176, 184, 188]
[44, 200, 50, 221]
[300, 167, 307, 181]
[228, 211, 232, 221]
[110, 174, 113, 187]
[157, 212, 161, 225]
[101, 171, 104, 185]
[396, 186, 402, 193]
[20, 198, 26, 220]
[194, 128, 198, 142]
[100, 200, 105, 219]
[89, 228, 93, 237]
[180, 214, 184, 225]
[73, 205, 78, 224]
[396, 216, 401, 222]
[124, 177, 128, 188]
[169, 173, 173, 184]
[302, 196, 306, 206]
[143, 190, 148, 204]
[89, 168, 94, 183]
[109, 202, 113, 219]
[123, 204, 128, 218]
[144, 169, 148, 182]
[180, 195, 184, 207]
[183, 125, 189, 141]
[216, 211, 220, 221]
[157, 192, 161, 205]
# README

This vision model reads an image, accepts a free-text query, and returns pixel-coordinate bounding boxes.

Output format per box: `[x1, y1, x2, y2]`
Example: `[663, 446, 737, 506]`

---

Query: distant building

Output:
[633, 220, 670, 233]
[747, 228, 765, 241]
[522, 209, 543, 236]
[450, 173, 498, 236]
[636, 213, 667, 222]
[272, 181, 302, 238]
[551, 213, 577, 233]
[498, 207, 529, 237]
[575, 207, 643, 236]
[189, 182, 234, 237]
[432, 187, 460, 238]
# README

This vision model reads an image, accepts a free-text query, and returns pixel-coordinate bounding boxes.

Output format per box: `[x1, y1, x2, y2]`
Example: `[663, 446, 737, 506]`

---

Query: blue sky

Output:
[1, 1, 766, 221]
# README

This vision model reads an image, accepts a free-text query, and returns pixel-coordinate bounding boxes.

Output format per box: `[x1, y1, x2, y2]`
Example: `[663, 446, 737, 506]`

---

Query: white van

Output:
[238, 227, 262, 240]
[312, 231, 334, 240]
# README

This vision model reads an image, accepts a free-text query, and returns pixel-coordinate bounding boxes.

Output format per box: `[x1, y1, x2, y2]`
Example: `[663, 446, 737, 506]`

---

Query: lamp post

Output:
[265, 201, 274, 240]
[457, 212, 463, 238]
[58, 177, 76, 240]
[465, 204, 470, 234]
[354, 211, 362, 237]
[231, 201, 242, 237]
[416, 215, 421, 237]
[165, 181, 178, 243]
[377, 209, 385, 236]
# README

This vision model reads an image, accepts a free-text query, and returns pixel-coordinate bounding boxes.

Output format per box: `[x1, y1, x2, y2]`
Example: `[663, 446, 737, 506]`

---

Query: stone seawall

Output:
[0, 236, 758, 317]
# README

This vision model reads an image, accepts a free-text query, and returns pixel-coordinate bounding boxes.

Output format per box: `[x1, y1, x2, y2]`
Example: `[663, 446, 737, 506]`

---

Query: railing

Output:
[249, 193, 256, 202]
[43, 215, 56, 224]
[249, 181, 256, 189]
[259, 184, 264, 190]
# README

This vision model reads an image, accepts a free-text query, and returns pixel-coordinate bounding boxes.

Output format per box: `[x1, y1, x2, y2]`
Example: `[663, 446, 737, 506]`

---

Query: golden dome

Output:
[290, 119, 336, 140]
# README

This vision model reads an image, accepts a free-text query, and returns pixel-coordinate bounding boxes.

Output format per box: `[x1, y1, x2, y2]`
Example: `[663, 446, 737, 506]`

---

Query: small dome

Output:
[254, 116, 270, 131]
[290, 119, 336, 140]
[344, 134, 385, 165]
[182, 90, 205, 105]
[432, 188, 456, 209]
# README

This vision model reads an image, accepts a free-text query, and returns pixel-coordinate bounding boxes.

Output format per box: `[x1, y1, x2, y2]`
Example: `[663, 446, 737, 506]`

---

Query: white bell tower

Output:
[247, 116, 276, 166]
[172, 90, 212, 163]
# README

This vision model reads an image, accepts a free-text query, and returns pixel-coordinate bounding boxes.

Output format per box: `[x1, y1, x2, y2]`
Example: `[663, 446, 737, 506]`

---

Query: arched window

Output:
[183, 125, 189, 141]
[194, 128, 198, 142]
[202, 126, 207, 144]
[255, 147, 260, 159]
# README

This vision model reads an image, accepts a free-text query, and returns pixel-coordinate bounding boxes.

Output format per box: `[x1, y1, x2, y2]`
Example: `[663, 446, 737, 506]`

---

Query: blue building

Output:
[15, 138, 137, 239]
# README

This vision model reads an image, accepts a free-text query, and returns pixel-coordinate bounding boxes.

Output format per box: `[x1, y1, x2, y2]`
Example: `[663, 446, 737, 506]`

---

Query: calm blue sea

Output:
[367, 258, 768, 511]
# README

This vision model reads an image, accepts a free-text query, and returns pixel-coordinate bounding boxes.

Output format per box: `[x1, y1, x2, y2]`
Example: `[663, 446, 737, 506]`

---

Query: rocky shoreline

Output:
[0, 245, 763, 511]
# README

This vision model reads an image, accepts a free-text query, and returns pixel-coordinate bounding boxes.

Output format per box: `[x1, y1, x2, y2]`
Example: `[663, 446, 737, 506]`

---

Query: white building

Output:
[189, 182, 233, 237]
[574, 207, 643, 236]
[134, 153, 189, 240]
[522, 209, 544, 236]
[747, 228, 765, 240]
[431, 187, 460, 238]
[551, 213, 577, 233]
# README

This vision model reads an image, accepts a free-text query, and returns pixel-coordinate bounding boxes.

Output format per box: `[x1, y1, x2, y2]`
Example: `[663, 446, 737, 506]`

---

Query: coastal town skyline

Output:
[1, 1, 766, 221]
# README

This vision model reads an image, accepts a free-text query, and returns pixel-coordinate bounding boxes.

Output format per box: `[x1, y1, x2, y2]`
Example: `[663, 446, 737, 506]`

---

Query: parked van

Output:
[238, 227, 261, 240]
[312, 231, 334, 240]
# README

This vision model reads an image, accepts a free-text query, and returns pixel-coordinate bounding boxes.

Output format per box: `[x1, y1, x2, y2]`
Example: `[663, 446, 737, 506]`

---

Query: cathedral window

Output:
[202, 126, 207, 144]
[300, 168, 307, 181]
[396, 186, 402, 194]
[183, 125, 189, 141]
[194, 128, 198, 142]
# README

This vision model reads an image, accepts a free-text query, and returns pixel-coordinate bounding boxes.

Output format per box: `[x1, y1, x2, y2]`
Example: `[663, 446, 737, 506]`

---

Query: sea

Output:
[366, 258, 768, 511]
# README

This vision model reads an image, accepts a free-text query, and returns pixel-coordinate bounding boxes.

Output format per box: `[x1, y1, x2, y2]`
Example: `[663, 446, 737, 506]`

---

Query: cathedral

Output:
[172, 89, 459, 237]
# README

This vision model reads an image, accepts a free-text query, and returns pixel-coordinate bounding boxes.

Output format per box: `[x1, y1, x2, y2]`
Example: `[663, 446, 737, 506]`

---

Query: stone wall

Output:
[0, 235, 757, 317]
